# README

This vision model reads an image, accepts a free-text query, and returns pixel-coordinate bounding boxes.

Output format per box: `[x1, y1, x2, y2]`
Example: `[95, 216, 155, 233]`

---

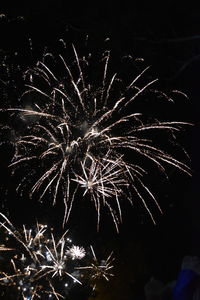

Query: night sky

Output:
[0, 2, 200, 299]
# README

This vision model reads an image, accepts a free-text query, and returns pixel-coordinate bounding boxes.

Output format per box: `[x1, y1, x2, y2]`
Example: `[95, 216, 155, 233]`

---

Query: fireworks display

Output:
[0, 4, 196, 299]
[0, 212, 114, 299]
[0, 39, 192, 232]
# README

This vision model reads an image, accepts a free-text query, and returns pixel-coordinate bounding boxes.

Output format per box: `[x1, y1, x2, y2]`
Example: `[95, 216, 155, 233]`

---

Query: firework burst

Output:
[0, 40, 192, 231]
[0, 212, 114, 299]
[76, 245, 114, 290]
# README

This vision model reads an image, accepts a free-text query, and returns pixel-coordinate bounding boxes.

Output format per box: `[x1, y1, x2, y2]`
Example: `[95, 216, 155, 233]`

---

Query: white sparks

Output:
[66, 245, 86, 260]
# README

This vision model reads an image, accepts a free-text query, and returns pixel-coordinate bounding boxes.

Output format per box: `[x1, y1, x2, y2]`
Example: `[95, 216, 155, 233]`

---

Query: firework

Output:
[0, 41, 192, 231]
[66, 245, 86, 260]
[0, 212, 114, 299]
[76, 245, 114, 290]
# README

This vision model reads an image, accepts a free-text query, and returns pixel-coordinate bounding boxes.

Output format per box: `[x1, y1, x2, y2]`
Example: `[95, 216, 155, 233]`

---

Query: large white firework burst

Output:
[0, 40, 192, 231]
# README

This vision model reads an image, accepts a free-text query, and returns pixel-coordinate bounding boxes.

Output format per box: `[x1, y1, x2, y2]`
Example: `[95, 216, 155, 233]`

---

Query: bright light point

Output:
[20, 254, 26, 261]
[65, 146, 72, 154]
[57, 263, 63, 270]
[87, 181, 93, 189]
[45, 252, 52, 261]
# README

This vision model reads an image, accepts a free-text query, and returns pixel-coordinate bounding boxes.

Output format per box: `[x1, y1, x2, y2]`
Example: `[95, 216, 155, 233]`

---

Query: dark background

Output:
[0, 2, 199, 299]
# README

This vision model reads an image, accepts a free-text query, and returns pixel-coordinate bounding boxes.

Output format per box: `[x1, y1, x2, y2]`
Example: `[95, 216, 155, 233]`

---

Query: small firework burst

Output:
[76, 245, 114, 290]
[66, 245, 86, 260]
[0, 39, 192, 231]
[0, 213, 114, 299]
